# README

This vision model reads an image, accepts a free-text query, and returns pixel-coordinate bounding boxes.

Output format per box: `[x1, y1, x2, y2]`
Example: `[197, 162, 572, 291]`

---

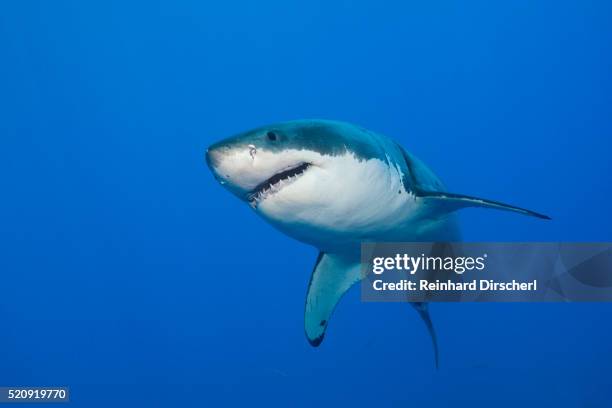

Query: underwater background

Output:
[1, 1, 611, 406]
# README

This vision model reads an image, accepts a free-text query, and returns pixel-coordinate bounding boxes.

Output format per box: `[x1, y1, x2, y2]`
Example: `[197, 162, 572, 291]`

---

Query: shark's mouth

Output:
[247, 162, 311, 207]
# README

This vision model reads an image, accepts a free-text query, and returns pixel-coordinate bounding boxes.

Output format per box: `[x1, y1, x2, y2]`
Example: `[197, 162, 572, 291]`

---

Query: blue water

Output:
[1, 1, 611, 407]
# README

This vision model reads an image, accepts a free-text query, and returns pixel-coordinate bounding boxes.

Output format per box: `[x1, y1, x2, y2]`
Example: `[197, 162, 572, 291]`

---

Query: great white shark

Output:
[205, 119, 549, 364]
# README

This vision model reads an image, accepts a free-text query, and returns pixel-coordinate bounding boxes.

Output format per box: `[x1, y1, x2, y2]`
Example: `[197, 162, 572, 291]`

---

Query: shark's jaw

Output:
[247, 162, 312, 208]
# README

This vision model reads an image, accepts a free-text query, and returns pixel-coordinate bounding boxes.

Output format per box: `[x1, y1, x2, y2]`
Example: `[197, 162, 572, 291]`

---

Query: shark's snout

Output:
[205, 135, 320, 207]
[205, 145, 232, 188]
[205, 144, 227, 171]
[205, 141, 258, 199]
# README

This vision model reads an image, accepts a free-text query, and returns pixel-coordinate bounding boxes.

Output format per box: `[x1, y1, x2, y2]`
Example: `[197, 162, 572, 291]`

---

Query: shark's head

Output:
[205, 120, 401, 247]
[206, 120, 379, 205]
[206, 121, 316, 205]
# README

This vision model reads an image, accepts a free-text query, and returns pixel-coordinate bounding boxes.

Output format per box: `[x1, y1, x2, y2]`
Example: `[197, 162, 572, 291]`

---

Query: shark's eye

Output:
[266, 131, 277, 141]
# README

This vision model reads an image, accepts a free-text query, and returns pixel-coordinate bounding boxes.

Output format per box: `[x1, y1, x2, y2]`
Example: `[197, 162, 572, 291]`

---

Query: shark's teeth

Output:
[248, 162, 311, 207]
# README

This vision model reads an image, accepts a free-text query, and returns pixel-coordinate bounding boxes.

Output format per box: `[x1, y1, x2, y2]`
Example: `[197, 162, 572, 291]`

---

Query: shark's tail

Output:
[412, 302, 439, 369]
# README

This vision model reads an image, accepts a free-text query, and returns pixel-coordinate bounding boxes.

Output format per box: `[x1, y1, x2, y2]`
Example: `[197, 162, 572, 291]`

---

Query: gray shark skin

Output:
[205, 119, 549, 364]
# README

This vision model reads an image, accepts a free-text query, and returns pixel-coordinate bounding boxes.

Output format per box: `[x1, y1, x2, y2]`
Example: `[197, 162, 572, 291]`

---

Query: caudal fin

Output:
[412, 302, 439, 369]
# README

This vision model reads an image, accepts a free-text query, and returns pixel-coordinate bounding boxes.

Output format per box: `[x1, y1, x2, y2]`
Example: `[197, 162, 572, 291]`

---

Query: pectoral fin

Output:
[419, 190, 551, 220]
[304, 252, 361, 347]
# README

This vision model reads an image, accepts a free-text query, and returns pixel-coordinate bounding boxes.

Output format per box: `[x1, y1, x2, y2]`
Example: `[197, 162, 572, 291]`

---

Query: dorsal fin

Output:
[304, 252, 361, 346]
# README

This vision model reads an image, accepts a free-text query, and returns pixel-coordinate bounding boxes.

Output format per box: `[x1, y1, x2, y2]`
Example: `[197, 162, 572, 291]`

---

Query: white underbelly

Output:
[255, 153, 460, 252]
